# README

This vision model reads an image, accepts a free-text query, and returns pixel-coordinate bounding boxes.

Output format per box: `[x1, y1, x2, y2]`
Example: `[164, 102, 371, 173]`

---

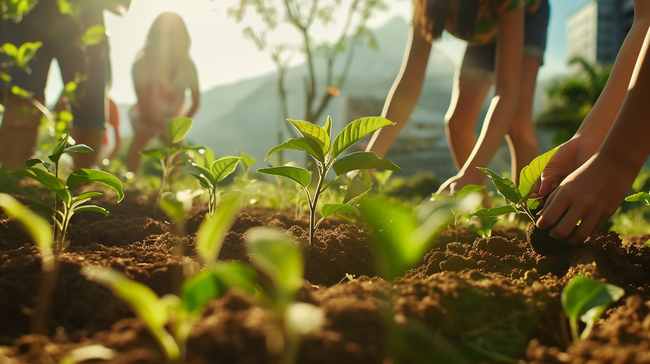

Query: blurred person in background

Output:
[364, 0, 549, 195]
[126, 12, 200, 174]
[0, 0, 131, 170]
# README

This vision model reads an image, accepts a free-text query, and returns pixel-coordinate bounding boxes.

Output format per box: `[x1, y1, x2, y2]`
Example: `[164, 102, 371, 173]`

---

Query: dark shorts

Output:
[0, 2, 109, 130]
[459, 0, 550, 82]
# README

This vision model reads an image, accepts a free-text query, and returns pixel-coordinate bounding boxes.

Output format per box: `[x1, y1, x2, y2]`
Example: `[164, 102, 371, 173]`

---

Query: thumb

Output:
[538, 172, 560, 197]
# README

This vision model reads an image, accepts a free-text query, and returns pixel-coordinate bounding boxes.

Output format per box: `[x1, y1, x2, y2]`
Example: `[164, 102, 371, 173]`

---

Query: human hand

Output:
[536, 153, 638, 244]
[529, 135, 603, 199]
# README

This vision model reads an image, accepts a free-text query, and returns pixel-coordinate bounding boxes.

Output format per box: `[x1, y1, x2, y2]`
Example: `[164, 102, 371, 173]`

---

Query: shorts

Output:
[459, 0, 550, 82]
[0, 1, 109, 130]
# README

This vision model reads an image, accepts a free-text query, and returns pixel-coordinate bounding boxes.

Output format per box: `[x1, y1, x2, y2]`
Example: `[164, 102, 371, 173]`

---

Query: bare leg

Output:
[127, 123, 155, 174]
[506, 56, 541, 184]
[70, 127, 103, 169]
[0, 98, 43, 169]
[445, 76, 493, 170]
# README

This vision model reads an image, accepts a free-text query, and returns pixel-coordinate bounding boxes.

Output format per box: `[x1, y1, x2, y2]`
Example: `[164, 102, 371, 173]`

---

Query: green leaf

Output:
[66, 169, 124, 202]
[210, 156, 241, 183]
[518, 147, 559, 201]
[29, 203, 55, 216]
[64, 144, 93, 154]
[477, 167, 522, 204]
[192, 164, 215, 186]
[50, 134, 70, 164]
[140, 149, 165, 160]
[16, 41, 42, 69]
[12, 168, 71, 204]
[323, 115, 332, 139]
[0, 193, 53, 255]
[258, 166, 311, 188]
[266, 138, 325, 163]
[0, 71, 11, 83]
[321, 203, 358, 219]
[181, 269, 223, 314]
[164, 117, 192, 144]
[82, 267, 176, 356]
[196, 194, 241, 265]
[11, 85, 31, 98]
[73, 191, 103, 202]
[246, 227, 303, 294]
[561, 275, 625, 341]
[81, 25, 106, 46]
[287, 118, 330, 155]
[239, 152, 257, 170]
[331, 117, 394, 158]
[208, 263, 257, 296]
[1, 43, 17, 57]
[471, 205, 517, 217]
[191, 174, 212, 189]
[58, 110, 73, 123]
[332, 151, 401, 176]
[73, 205, 109, 217]
[625, 192, 650, 204]
[342, 172, 373, 204]
[160, 199, 184, 222]
[25, 158, 51, 170]
[64, 81, 77, 93]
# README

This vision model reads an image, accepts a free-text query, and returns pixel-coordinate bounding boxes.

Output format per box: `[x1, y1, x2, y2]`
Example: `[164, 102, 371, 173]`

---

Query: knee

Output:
[445, 112, 475, 136]
[508, 120, 538, 146]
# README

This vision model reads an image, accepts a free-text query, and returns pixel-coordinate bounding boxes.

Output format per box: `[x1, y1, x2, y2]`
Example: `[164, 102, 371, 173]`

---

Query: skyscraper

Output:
[567, 0, 633, 65]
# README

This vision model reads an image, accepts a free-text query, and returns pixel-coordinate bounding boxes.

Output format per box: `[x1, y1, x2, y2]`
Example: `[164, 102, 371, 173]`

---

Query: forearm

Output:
[365, 27, 431, 158]
[459, 93, 517, 175]
[185, 95, 200, 119]
[576, 15, 650, 141]
[597, 26, 650, 171]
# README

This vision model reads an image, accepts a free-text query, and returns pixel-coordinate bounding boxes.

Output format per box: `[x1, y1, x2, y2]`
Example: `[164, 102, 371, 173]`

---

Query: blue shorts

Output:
[0, 1, 109, 130]
[459, 0, 550, 82]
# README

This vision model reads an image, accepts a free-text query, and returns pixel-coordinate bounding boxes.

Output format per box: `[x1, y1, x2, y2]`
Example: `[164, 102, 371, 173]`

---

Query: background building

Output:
[567, 0, 633, 65]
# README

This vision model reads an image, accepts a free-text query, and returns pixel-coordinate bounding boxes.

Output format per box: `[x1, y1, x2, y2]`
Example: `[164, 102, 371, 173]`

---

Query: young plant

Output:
[0, 193, 55, 335]
[190, 155, 241, 217]
[430, 184, 485, 240]
[246, 227, 326, 364]
[472, 147, 559, 222]
[85, 194, 250, 364]
[140, 117, 202, 210]
[561, 275, 624, 341]
[12, 134, 124, 253]
[238, 151, 257, 181]
[258, 116, 402, 245]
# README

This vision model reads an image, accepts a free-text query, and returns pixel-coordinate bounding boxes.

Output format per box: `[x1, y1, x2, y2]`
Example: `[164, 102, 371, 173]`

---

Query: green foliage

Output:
[84, 261, 256, 364]
[195, 193, 242, 265]
[474, 147, 559, 222]
[359, 190, 482, 280]
[12, 134, 123, 253]
[561, 275, 624, 341]
[81, 25, 106, 46]
[191, 153, 241, 216]
[259, 116, 401, 245]
[625, 192, 650, 206]
[1, 41, 42, 72]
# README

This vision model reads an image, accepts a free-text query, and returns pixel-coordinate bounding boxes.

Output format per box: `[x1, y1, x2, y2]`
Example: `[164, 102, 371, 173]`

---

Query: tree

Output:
[535, 57, 612, 145]
[227, 0, 387, 148]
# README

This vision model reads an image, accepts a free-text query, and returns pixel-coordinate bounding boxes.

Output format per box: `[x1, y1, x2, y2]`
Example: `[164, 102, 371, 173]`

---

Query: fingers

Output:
[538, 173, 560, 197]
[536, 187, 566, 230]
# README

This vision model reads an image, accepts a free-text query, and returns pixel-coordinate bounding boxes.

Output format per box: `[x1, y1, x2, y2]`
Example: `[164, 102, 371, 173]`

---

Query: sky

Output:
[43, 0, 592, 105]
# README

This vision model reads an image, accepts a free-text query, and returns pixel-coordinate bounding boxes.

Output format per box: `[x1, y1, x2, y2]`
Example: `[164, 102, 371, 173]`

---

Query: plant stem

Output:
[307, 165, 326, 245]
[31, 257, 59, 335]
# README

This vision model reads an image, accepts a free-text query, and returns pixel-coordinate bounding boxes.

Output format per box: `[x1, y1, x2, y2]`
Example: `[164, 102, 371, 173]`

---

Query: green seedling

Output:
[259, 116, 402, 245]
[246, 227, 325, 364]
[430, 184, 485, 240]
[238, 151, 257, 181]
[85, 197, 250, 364]
[561, 275, 624, 341]
[84, 262, 255, 364]
[473, 147, 559, 222]
[624, 191, 650, 205]
[12, 134, 124, 253]
[140, 117, 204, 211]
[0, 193, 55, 335]
[191, 154, 241, 217]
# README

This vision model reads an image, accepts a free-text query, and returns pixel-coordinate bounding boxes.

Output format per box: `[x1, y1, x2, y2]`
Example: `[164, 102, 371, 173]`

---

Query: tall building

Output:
[567, 0, 633, 65]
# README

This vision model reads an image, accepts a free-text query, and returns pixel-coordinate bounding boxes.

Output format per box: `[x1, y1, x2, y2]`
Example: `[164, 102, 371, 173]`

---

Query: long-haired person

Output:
[365, 0, 549, 194]
[127, 12, 200, 173]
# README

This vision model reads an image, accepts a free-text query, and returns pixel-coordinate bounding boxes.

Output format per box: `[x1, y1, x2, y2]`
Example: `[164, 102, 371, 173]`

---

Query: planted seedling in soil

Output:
[430, 184, 486, 241]
[359, 191, 481, 363]
[246, 227, 326, 364]
[140, 117, 206, 212]
[472, 147, 576, 255]
[258, 116, 402, 245]
[12, 133, 124, 253]
[190, 153, 241, 217]
[0, 193, 55, 335]
[562, 275, 624, 341]
[85, 194, 250, 364]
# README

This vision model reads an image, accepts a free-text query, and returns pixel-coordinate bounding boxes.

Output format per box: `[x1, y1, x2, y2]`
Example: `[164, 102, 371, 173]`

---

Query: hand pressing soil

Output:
[526, 223, 578, 255]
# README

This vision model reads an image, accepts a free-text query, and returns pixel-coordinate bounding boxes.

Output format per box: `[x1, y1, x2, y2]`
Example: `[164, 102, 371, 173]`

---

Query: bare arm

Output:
[457, 7, 524, 180]
[185, 61, 200, 119]
[365, 24, 432, 158]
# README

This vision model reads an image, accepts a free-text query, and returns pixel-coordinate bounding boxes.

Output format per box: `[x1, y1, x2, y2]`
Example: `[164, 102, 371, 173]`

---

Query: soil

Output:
[2, 190, 650, 364]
